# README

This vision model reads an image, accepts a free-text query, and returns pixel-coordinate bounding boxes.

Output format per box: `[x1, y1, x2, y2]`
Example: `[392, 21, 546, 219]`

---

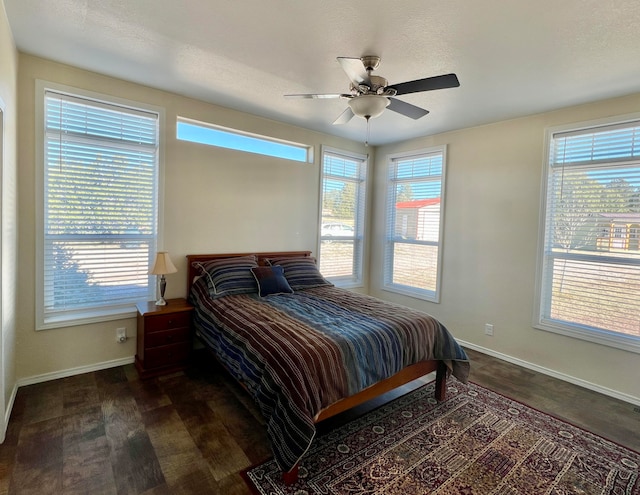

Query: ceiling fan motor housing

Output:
[351, 75, 391, 96]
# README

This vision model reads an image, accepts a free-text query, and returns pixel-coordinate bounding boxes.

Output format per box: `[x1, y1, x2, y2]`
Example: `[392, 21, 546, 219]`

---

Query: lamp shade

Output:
[149, 251, 177, 275]
[348, 94, 390, 119]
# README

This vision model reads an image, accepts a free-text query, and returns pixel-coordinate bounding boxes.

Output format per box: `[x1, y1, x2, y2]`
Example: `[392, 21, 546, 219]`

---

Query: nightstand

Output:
[135, 298, 194, 379]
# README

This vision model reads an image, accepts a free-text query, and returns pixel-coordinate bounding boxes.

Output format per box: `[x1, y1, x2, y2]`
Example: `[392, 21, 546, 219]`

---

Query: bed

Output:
[186, 251, 470, 484]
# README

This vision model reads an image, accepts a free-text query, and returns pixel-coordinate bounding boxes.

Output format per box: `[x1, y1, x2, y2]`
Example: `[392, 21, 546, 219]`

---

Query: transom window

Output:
[37, 84, 160, 329]
[177, 117, 312, 163]
[384, 147, 447, 302]
[536, 117, 640, 352]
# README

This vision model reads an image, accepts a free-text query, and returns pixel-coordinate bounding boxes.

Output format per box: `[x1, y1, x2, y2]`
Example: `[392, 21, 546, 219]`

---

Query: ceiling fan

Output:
[285, 55, 460, 126]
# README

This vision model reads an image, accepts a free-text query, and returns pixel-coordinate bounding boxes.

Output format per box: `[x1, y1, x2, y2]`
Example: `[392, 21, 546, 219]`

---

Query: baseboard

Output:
[16, 356, 135, 388]
[460, 340, 640, 407]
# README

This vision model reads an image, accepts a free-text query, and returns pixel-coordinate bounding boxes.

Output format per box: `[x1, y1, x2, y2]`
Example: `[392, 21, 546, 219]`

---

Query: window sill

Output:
[382, 284, 439, 303]
[330, 278, 364, 290]
[535, 319, 640, 354]
[37, 305, 139, 331]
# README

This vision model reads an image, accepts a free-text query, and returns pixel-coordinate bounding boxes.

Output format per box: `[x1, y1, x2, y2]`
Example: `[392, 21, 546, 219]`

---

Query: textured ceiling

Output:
[5, 0, 640, 145]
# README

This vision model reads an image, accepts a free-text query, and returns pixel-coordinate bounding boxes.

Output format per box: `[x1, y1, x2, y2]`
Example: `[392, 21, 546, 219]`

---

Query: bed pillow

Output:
[251, 265, 294, 297]
[193, 255, 258, 297]
[265, 256, 332, 290]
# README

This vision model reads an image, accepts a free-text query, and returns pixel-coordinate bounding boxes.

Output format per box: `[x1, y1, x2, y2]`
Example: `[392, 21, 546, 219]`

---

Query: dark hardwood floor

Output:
[1, 348, 638, 494]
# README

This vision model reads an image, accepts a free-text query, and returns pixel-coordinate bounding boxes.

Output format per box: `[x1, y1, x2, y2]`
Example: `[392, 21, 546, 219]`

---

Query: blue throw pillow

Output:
[251, 265, 294, 297]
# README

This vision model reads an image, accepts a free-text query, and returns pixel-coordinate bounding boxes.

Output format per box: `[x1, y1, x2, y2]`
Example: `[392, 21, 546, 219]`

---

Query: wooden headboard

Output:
[185, 251, 312, 295]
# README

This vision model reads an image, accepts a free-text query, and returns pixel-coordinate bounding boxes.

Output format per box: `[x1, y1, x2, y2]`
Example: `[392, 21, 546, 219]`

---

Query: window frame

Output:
[318, 146, 368, 288]
[534, 114, 640, 353]
[35, 80, 165, 330]
[383, 146, 447, 302]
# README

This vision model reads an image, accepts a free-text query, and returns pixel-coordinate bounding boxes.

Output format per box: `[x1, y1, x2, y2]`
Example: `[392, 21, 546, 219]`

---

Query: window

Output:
[536, 118, 640, 352]
[318, 147, 367, 287]
[177, 117, 312, 163]
[384, 147, 446, 302]
[37, 84, 160, 329]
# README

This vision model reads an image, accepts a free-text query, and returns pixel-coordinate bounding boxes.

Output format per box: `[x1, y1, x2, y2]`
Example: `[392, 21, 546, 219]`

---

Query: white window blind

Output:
[384, 148, 446, 302]
[318, 148, 367, 287]
[41, 90, 159, 328]
[537, 119, 640, 351]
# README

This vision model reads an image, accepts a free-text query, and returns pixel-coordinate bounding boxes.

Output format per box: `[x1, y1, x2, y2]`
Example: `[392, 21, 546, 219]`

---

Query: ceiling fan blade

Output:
[337, 57, 371, 88]
[332, 107, 355, 125]
[387, 98, 430, 120]
[390, 73, 460, 96]
[285, 93, 347, 99]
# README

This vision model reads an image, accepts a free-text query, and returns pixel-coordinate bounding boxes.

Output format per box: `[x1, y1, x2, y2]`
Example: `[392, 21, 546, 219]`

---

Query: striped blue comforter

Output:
[190, 277, 469, 473]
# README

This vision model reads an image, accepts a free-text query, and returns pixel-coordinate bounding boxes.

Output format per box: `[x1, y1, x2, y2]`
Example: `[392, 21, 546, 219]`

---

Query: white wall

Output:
[16, 54, 368, 381]
[370, 94, 640, 404]
[0, 0, 19, 440]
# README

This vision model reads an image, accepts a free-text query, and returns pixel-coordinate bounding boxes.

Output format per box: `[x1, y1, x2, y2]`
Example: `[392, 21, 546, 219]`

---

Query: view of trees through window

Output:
[319, 150, 365, 285]
[552, 173, 639, 251]
[320, 182, 356, 278]
[41, 89, 158, 325]
[540, 123, 640, 342]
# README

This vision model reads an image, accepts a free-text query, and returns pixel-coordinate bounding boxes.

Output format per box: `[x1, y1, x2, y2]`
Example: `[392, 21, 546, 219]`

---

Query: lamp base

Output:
[155, 275, 168, 306]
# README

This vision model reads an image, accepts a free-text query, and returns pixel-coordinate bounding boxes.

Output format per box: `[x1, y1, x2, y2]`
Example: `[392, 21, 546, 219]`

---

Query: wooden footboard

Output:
[283, 359, 448, 485]
[315, 359, 446, 422]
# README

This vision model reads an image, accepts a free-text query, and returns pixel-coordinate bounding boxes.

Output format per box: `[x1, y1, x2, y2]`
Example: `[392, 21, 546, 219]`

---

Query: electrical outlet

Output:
[484, 323, 494, 336]
[116, 327, 127, 343]
[633, 406, 640, 414]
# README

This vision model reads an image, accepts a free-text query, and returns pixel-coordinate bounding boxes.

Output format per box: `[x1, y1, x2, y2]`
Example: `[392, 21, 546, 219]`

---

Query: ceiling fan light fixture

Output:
[348, 94, 390, 120]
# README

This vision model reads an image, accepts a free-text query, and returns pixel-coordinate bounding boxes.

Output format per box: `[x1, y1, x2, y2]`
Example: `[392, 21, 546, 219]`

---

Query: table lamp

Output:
[149, 251, 178, 305]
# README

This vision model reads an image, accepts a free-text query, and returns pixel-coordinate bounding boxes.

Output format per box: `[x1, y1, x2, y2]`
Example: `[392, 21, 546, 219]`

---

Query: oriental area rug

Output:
[244, 381, 640, 495]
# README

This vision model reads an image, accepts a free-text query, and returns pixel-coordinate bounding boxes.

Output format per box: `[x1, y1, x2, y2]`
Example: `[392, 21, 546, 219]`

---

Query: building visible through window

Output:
[536, 118, 640, 352]
[384, 147, 447, 302]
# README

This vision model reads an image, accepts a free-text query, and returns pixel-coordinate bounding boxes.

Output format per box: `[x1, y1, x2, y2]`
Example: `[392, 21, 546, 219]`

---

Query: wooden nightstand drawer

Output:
[146, 312, 191, 333]
[135, 298, 194, 379]
[144, 342, 190, 369]
[145, 327, 191, 348]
